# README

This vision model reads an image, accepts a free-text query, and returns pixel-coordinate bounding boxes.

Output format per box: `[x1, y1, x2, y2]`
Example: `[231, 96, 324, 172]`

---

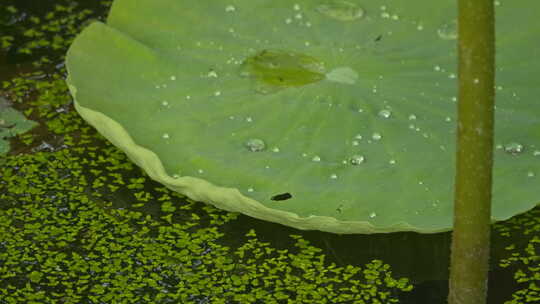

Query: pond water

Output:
[0, 1, 538, 303]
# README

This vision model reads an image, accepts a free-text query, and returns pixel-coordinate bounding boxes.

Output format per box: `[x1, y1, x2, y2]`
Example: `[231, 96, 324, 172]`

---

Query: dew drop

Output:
[389, 159, 396, 165]
[162, 133, 170, 139]
[408, 114, 417, 120]
[326, 67, 358, 85]
[378, 109, 392, 118]
[245, 138, 266, 152]
[197, 169, 204, 174]
[352, 140, 359, 146]
[369, 212, 377, 218]
[293, 4, 301, 10]
[533, 150, 540, 156]
[272, 147, 280, 152]
[225, 5, 236, 12]
[214, 91, 222, 97]
[349, 155, 365, 165]
[170, 75, 176, 81]
[207, 70, 218, 78]
[527, 171, 535, 178]
[316, 0, 365, 21]
[504, 142, 524, 155]
[246, 117, 253, 122]
[312, 155, 321, 162]
[162, 101, 169, 107]
[372, 133, 382, 141]
[330, 173, 338, 179]
[247, 187, 254, 192]
[438, 20, 457, 40]
[355, 134, 363, 140]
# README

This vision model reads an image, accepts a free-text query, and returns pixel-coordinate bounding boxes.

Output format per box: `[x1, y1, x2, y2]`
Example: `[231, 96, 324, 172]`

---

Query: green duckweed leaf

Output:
[66, 0, 540, 233]
[0, 97, 37, 154]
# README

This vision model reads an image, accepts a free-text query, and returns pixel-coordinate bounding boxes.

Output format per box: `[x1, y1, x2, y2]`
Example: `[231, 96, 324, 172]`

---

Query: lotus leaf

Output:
[66, 0, 540, 233]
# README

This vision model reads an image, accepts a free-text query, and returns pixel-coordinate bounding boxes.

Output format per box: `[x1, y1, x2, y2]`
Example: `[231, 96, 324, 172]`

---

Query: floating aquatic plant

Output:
[0, 96, 37, 154]
[66, 0, 539, 233]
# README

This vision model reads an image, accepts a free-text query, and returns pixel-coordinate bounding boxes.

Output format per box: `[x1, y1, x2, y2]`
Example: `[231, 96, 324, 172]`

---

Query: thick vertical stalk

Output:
[448, 1, 495, 304]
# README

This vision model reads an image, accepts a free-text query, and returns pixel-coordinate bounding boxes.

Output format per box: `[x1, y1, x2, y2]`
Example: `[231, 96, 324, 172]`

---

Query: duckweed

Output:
[494, 207, 540, 304]
[0, 148, 413, 303]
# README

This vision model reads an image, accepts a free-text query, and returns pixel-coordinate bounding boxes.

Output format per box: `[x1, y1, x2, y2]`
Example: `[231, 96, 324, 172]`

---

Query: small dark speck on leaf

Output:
[271, 192, 292, 201]
[375, 34, 383, 42]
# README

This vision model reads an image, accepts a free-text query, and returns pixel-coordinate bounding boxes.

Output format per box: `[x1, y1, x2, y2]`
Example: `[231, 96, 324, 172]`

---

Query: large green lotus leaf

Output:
[65, 0, 540, 233]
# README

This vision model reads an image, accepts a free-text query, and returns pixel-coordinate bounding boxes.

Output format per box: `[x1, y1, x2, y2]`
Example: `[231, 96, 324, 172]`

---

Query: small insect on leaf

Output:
[271, 192, 293, 201]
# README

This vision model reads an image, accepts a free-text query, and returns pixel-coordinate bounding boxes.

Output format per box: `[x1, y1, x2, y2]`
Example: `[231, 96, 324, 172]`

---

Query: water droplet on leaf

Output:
[438, 20, 457, 40]
[245, 138, 266, 152]
[504, 142, 524, 155]
[316, 0, 365, 21]
[326, 67, 359, 85]
[378, 109, 392, 118]
[350, 155, 365, 165]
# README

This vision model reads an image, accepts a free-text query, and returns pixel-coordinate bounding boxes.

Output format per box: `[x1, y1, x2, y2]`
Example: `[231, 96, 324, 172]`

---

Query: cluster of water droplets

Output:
[379, 5, 400, 21]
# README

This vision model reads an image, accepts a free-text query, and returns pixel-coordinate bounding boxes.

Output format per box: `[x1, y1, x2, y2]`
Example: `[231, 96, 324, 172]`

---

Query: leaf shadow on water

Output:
[217, 208, 532, 304]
